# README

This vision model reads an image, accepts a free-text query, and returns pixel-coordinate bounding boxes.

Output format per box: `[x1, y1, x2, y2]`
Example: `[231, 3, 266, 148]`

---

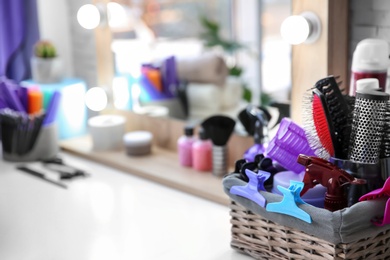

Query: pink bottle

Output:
[192, 128, 212, 172]
[177, 126, 195, 167]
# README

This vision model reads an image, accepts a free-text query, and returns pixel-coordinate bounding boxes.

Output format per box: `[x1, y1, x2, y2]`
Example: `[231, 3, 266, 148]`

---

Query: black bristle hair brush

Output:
[313, 75, 353, 159]
[201, 115, 236, 146]
[201, 115, 236, 176]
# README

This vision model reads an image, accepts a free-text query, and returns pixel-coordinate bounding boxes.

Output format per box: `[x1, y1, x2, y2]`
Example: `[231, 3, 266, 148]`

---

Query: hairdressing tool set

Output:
[300, 75, 390, 207]
[228, 74, 390, 225]
[0, 77, 61, 161]
[16, 157, 90, 189]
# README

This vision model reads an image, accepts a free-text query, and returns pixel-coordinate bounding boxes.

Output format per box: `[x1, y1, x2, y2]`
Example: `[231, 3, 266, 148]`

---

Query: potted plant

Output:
[31, 40, 62, 83]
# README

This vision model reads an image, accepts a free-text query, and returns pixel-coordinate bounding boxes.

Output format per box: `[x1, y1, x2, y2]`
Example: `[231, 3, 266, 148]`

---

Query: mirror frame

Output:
[93, 0, 349, 125]
[291, 0, 349, 124]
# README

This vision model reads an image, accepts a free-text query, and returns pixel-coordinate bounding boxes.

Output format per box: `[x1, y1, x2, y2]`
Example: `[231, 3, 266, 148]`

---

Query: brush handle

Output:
[212, 145, 228, 177]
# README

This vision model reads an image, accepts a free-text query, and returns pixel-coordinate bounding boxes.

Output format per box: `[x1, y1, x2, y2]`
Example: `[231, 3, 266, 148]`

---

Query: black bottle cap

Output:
[184, 125, 194, 136]
[198, 127, 208, 140]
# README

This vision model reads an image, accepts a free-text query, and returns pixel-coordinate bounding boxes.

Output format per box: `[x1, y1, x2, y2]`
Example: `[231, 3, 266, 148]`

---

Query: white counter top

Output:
[0, 152, 252, 260]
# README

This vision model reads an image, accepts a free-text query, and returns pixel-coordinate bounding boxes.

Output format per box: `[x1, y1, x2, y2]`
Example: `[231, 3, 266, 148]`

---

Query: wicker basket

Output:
[230, 201, 390, 260]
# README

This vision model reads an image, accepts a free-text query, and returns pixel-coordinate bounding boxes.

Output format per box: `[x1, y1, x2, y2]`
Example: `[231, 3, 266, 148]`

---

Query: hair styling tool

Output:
[16, 166, 67, 189]
[232, 158, 251, 181]
[0, 109, 19, 153]
[201, 115, 236, 177]
[314, 75, 352, 159]
[266, 181, 312, 223]
[380, 100, 390, 159]
[348, 89, 389, 164]
[41, 157, 90, 180]
[330, 157, 386, 206]
[238, 106, 271, 136]
[359, 177, 390, 226]
[0, 109, 45, 156]
[297, 154, 366, 211]
[266, 118, 315, 173]
[242, 105, 270, 162]
[230, 169, 270, 207]
[303, 88, 336, 160]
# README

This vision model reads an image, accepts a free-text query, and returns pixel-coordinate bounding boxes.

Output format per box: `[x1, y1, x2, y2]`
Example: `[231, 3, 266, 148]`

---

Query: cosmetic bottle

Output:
[192, 128, 212, 172]
[177, 125, 195, 167]
[349, 38, 389, 96]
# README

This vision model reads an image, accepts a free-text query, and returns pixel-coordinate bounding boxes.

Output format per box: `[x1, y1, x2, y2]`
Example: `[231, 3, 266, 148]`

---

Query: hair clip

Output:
[359, 177, 390, 226]
[266, 181, 312, 223]
[230, 169, 270, 207]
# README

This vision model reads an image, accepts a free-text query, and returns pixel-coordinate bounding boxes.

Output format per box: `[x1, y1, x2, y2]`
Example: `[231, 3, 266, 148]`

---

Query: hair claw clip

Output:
[230, 169, 271, 207]
[359, 178, 390, 226]
[266, 181, 312, 223]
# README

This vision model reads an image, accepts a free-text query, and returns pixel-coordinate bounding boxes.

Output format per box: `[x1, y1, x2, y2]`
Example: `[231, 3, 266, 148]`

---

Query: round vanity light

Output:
[77, 4, 101, 30]
[280, 12, 321, 45]
[85, 87, 108, 112]
[107, 2, 127, 28]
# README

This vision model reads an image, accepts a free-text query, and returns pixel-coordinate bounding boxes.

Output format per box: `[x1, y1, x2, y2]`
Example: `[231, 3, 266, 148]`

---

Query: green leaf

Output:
[200, 16, 220, 33]
[229, 66, 243, 77]
[260, 92, 273, 106]
[242, 85, 252, 103]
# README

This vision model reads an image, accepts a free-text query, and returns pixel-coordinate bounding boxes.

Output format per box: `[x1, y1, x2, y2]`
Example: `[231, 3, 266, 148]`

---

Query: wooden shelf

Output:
[60, 135, 230, 206]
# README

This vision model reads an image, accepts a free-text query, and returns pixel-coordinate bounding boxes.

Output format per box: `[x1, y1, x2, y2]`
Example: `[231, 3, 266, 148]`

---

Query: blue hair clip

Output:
[230, 169, 271, 207]
[266, 181, 312, 223]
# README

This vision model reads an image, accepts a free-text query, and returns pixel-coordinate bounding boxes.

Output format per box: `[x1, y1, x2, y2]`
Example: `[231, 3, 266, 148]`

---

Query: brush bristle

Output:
[312, 94, 335, 157]
[302, 91, 333, 160]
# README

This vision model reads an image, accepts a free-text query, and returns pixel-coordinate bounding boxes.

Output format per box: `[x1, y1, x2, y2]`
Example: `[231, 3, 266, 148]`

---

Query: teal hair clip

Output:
[230, 169, 270, 207]
[266, 180, 312, 223]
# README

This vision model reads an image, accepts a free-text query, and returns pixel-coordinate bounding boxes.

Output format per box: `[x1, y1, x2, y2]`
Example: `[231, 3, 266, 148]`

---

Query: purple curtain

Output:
[0, 0, 40, 82]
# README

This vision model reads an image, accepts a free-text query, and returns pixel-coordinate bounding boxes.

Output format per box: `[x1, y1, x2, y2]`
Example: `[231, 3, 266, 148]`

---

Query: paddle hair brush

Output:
[303, 88, 336, 160]
[314, 75, 353, 159]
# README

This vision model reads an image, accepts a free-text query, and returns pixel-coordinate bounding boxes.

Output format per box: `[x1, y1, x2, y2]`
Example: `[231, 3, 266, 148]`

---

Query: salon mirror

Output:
[104, 0, 291, 129]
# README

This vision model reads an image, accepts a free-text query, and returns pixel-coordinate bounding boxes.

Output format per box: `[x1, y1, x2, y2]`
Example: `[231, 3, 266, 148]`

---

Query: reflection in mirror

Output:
[108, 0, 291, 130]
